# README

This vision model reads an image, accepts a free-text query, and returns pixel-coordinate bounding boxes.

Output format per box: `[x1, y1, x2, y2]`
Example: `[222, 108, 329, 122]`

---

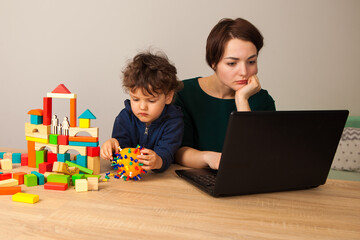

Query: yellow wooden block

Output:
[52, 162, 67, 173]
[12, 192, 39, 204]
[26, 136, 48, 144]
[0, 179, 18, 187]
[79, 119, 90, 128]
[0, 159, 12, 170]
[87, 156, 100, 175]
[75, 179, 88, 192]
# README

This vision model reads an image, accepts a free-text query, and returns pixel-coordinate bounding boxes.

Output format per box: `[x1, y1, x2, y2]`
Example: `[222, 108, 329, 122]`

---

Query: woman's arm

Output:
[235, 75, 261, 111]
[175, 146, 222, 169]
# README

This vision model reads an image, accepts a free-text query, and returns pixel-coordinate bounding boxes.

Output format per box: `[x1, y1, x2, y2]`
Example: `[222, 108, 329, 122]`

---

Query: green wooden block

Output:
[85, 174, 101, 179]
[49, 134, 58, 145]
[72, 174, 85, 186]
[66, 161, 93, 175]
[24, 174, 38, 187]
[36, 150, 46, 168]
[47, 174, 71, 186]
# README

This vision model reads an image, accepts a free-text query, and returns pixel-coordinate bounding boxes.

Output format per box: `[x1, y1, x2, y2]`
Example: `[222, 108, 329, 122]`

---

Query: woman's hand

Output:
[204, 151, 222, 170]
[235, 75, 261, 111]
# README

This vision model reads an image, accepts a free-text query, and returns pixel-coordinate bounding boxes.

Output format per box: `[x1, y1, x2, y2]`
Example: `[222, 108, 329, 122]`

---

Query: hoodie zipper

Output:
[144, 126, 149, 135]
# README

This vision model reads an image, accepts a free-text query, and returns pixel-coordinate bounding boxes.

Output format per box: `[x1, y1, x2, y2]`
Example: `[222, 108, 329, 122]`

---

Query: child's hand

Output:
[137, 148, 163, 171]
[100, 138, 120, 160]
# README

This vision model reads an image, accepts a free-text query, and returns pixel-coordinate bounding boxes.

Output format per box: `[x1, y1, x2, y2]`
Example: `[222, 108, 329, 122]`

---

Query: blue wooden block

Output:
[76, 155, 87, 168]
[0, 152, 5, 158]
[31, 171, 45, 185]
[30, 115, 43, 125]
[69, 141, 99, 147]
[57, 153, 70, 162]
[12, 153, 22, 163]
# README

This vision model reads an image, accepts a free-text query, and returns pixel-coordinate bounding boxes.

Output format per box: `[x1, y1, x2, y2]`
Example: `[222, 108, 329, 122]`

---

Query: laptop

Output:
[175, 110, 349, 197]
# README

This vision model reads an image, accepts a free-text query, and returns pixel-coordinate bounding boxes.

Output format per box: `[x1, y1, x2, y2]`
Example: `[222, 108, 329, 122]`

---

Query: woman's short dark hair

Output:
[122, 51, 183, 96]
[206, 18, 264, 69]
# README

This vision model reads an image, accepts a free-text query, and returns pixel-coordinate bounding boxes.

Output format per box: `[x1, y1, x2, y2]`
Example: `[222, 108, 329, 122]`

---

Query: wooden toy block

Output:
[0, 152, 4, 158]
[30, 115, 43, 125]
[87, 156, 100, 175]
[36, 150, 47, 168]
[44, 171, 64, 179]
[27, 140, 36, 168]
[12, 153, 21, 164]
[79, 119, 90, 128]
[26, 136, 48, 144]
[70, 98, 77, 127]
[46, 92, 77, 99]
[75, 155, 87, 168]
[47, 152, 57, 163]
[13, 172, 26, 185]
[43, 97, 52, 125]
[57, 153, 70, 162]
[58, 135, 69, 145]
[49, 134, 58, 145]
[69, 127, 99, 138]
[0, 186, 21, 195]
[72, 174, 85, 184]
[39, 162, 53, 174]
[66, 161, 93, 175]
[12, 192, 39, 204]
[35, 142, 58, 153]
[69, 136, 99, 143]
[24, 174, 38, 187]
[75, 179, 88, 192]
[25, 122, 51, 139]
[51, 84, 71, 94]
[87, 177, 98, 191]
[31, 171, 45, 185]
[0, 173, 12, 180]
[47, 174, 71, 186]
[59, 145, 86, 156]
[27, 109, 43, 116]
[69, 141, 99, 147]
[52, 161, 67, 173]
[21, 153, 28, 166]
[0, 179, 18, 187]
[3, 152, 12, 159]
[0, 159, 12, 170]
[84, 174, 101, 179]
[78, 109, 96, 119]
[44, 182, 68, 191]
[87, 147, 100, 157]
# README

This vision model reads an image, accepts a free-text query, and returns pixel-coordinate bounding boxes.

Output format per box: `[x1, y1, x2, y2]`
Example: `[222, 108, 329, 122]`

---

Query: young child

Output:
[100, 51, 184, 173]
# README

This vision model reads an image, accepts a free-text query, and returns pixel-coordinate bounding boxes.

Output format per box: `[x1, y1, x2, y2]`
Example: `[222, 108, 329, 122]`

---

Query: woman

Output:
[174, 18, 276, 169]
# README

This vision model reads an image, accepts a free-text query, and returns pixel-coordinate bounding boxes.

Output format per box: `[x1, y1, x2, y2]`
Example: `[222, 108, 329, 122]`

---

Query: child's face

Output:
[129, 88, 174, 125]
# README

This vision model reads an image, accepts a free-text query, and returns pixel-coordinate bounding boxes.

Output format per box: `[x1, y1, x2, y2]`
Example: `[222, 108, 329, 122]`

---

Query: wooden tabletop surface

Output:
[1, 148, 360, 240]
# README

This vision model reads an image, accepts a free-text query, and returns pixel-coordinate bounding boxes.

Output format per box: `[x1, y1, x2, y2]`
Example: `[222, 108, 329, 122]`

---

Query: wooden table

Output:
[1, 148, 360, 240]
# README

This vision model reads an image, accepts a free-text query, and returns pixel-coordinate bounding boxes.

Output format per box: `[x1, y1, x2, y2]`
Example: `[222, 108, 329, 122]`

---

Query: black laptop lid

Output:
[213, 110, 349, 197]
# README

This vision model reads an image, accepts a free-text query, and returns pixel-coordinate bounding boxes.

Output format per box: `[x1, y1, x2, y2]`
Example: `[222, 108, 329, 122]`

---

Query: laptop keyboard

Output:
[193, 173, 216, 187]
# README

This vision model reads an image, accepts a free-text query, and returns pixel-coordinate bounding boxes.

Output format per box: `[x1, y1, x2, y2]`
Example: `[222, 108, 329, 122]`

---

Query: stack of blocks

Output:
[24, 84, 100, 175]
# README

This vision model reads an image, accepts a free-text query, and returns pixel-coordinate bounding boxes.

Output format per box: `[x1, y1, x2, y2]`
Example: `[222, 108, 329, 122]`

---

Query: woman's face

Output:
[215, 38, 258, 91]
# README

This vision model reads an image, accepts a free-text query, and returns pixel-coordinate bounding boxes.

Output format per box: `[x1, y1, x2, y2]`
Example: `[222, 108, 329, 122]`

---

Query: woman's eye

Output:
[227, 62, 236, 66]
[249, 60, 257, 65]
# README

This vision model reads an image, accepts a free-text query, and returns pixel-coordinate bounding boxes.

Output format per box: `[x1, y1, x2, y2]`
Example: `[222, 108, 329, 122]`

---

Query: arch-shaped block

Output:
[69, 127, 99, 138]
[34, 142, 59, 153]
[25, 122, 51, 139]
[59, 145, 87, 156]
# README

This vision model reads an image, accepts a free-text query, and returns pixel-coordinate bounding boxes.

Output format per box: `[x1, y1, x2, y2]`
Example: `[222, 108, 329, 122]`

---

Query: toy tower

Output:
[24, 84, 100, 174]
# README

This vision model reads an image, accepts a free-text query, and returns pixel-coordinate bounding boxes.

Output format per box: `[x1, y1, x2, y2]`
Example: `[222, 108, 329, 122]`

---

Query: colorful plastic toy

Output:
[112, 146, 147, 181]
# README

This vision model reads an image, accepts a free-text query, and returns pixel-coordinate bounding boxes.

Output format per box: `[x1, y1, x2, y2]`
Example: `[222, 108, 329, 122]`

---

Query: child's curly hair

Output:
[122, 51, 183, 97]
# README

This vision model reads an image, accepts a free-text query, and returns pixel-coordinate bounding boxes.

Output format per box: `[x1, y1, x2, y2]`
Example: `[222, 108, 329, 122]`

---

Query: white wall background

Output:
[1, 0, 359, 149]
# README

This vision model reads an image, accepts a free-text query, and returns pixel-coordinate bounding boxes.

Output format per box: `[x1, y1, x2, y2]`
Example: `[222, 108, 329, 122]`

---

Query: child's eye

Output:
[148, 99, 157, 103]
[132, 98, 139, 102]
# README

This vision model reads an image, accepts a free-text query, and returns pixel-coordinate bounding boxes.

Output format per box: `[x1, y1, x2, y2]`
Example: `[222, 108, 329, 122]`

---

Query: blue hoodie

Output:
[111, 100, 184, 173]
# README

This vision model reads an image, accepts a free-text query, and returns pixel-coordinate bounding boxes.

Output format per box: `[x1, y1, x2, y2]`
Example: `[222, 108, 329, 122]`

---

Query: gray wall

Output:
[1, 0, 359, 149]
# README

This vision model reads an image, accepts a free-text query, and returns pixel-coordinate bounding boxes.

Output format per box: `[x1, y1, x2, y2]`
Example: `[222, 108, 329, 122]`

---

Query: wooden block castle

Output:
[24, 84, 100, 174]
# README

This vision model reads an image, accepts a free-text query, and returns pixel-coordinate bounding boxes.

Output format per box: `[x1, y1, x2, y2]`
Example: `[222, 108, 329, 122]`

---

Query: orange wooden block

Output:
[27, 109, 43, 116]
[68, 136, 98, 143]
[70, 98, 77, 127]
[13, 172, 27, 185]
[0, 186, 21, 195]
[27, 140, 36, 168]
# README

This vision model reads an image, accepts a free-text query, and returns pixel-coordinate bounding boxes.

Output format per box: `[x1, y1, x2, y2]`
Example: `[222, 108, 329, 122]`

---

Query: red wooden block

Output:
[0, 173, 12, 181]
[43, 97, 52, 125]
[21, 153, 28, 166]
[13, 172, 26, 185]
[87, 147, 100, 157]
[0, 186, 21, 195]
[39, 162, 53, 174]
[47, 152, 57, 164]
[44, 182, 68, 191]
[58, 135, 69, 145]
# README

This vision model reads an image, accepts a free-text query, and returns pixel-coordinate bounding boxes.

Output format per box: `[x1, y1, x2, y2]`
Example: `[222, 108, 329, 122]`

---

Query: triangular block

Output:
[51, 84, 71, 94]
[78, 109, 96, 119]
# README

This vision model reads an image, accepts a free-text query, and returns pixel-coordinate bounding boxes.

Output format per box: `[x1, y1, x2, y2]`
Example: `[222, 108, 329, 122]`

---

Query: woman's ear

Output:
[165, 91, 174, 104]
